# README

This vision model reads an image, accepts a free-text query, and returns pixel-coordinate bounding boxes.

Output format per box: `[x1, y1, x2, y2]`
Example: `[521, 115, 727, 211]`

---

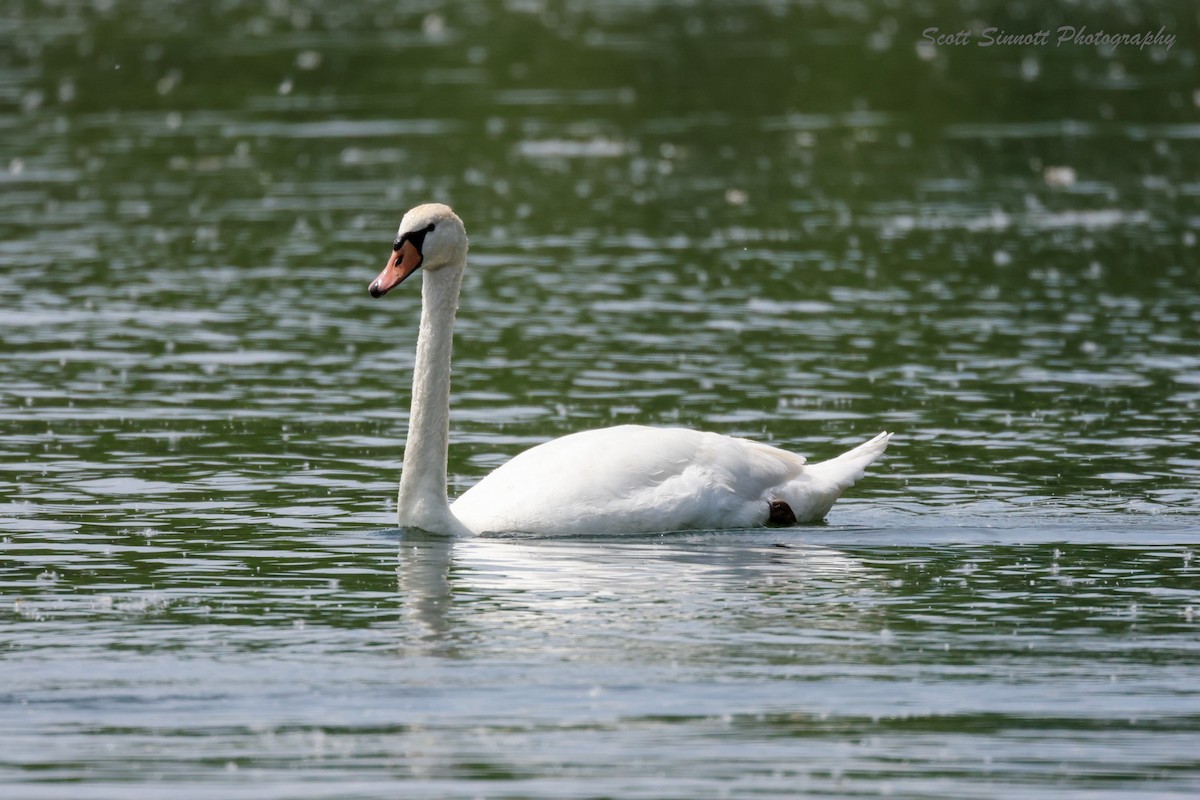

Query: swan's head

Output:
[369, 203, 468, 298]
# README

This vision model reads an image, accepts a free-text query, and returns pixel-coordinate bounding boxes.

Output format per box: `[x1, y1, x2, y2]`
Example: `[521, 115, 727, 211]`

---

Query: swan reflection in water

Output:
[394, 529, 888, 656]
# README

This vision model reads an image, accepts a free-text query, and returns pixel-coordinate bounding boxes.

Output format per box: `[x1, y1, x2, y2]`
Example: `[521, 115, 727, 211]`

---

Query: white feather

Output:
[452, 426, 891, 534]
[374, 204, 892, 536]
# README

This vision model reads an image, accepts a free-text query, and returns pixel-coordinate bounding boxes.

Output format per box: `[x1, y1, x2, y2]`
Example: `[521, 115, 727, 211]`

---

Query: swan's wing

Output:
[450, 425, 805, 535]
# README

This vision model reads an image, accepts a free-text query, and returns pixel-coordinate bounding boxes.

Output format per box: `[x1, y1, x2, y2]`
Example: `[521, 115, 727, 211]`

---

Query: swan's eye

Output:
[394, 223, 437, 253]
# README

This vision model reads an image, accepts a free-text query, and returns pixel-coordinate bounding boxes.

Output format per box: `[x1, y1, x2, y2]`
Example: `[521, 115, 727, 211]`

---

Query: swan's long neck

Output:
[397, 262, 465, 533]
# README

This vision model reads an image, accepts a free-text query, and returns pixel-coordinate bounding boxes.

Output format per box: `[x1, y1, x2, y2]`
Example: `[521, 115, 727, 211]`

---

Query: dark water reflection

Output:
[3, 0, 1200, 796]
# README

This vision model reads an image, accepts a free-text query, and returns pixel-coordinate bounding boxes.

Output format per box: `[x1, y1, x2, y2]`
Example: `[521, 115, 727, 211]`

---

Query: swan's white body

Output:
[371, 204, 891, 536]
[451, 426, 890, 535]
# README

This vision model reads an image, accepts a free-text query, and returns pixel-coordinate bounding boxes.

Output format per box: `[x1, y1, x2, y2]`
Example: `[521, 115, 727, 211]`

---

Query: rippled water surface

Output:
[3, 1, 1200, 797]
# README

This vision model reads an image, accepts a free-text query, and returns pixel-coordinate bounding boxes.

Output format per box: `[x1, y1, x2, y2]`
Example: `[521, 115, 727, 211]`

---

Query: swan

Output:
[369, 203, 892, 536]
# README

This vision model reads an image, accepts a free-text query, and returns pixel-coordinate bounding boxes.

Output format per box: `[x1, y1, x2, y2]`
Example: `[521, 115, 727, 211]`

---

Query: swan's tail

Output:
[773, 432, 892, 523]
[809, 431, 892, 495]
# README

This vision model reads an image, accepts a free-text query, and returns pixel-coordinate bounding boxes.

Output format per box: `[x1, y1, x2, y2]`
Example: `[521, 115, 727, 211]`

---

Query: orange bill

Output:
[369, 239, 423, 298]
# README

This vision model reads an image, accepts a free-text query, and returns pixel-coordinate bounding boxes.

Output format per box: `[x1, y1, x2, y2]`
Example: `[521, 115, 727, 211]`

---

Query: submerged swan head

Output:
[369, 203, 468, 298]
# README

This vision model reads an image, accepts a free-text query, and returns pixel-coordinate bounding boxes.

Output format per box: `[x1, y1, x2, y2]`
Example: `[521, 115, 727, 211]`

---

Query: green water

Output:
[3, 1, 1199, 797]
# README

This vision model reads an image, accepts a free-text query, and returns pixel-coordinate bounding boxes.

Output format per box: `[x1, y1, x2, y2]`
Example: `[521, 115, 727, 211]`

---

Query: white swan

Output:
[370, 203, 892, 536]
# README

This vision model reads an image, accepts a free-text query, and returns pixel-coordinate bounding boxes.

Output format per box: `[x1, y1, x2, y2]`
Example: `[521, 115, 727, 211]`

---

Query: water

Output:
[3, 1, 1200, 797]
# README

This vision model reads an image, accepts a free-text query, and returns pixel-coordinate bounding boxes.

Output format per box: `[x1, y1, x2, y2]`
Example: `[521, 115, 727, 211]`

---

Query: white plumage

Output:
[369, 203, 892, 536]
[452, 426, 891, 535]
